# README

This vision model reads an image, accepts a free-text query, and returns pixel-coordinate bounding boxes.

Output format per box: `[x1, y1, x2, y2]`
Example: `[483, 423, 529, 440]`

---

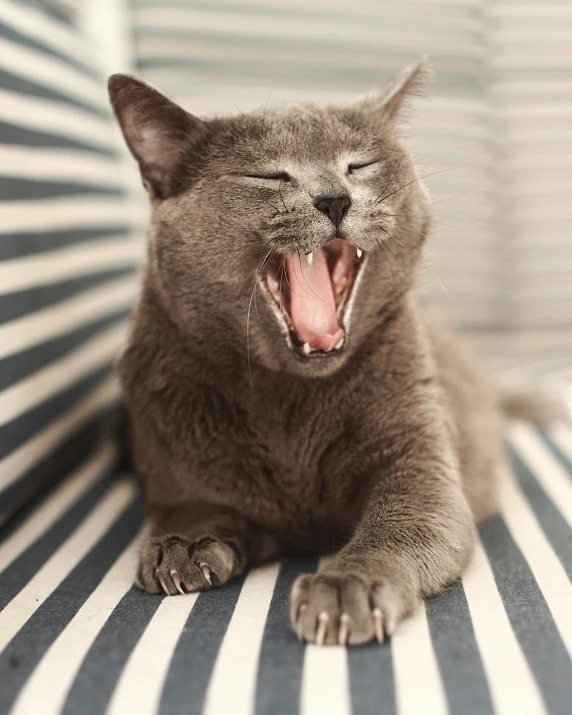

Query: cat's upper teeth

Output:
[307, 251, 314, 265]
[356, 248, 363, 258]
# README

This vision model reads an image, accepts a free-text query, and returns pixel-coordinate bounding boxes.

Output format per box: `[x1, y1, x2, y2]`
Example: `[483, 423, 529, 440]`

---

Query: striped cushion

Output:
[0, 0, 140, 524]
[472, 329, 572, 385]
[19, 0, 78, 25]
[490, 1, 572, 331]
[0, 419, 571, 714]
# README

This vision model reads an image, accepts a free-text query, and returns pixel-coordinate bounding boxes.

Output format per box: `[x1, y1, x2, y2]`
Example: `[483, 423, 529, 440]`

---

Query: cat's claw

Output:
[138, 534, 241, 595]
[170, 569, 186, 595]
[290, 570, 413, 645]
[315, 612, 329, 646]
[372, 607, 384, 643]
[296, 604, 307, 642]
[338, 613, 350, 645]
[200, 563, 213, 586]
[156, 569, 171, 596]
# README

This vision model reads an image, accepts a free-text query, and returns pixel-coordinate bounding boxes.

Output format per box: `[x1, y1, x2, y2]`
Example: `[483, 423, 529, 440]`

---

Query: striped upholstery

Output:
[472, 329, 572, 386]
[128, 0, 572, 335]
[0, 419, 571, 714]
[0, 0, 141, 525]
[490, 1, 572, 330]
[19, 0, 77, 24]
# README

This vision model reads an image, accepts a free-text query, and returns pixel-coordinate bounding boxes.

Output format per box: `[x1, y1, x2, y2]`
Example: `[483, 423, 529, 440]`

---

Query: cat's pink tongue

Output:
[285, 250, 344, 352]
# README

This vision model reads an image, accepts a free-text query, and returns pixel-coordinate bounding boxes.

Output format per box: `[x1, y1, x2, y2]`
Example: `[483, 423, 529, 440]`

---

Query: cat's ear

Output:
[355, 57, 431, 123]
[108, 74, 207, 199]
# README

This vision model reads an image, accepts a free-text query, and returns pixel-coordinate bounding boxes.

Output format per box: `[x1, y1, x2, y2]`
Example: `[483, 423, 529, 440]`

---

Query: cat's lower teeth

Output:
[301, 338, 344, 355]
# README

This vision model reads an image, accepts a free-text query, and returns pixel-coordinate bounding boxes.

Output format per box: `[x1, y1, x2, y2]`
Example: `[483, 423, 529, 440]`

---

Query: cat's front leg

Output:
[136, 502, 281, 596]
[290, 401, 475, 645]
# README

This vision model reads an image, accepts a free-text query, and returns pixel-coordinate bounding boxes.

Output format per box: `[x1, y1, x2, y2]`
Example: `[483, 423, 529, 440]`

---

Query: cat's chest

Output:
[194, 402, 368, 519]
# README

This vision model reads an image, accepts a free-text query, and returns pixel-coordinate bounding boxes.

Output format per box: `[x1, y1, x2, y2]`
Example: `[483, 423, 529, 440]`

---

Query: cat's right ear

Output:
[108, 74, 207, 200]
[354, 58, 432, 125]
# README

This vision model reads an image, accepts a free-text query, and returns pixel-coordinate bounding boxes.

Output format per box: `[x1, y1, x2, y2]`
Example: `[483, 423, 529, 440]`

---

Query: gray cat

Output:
[108, 61, 506, 646]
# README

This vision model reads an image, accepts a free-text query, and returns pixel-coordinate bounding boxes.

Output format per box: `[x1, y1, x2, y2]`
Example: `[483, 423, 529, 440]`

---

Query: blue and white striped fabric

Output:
[0, 0, 142, 525]
[489, 1, 572, 331]
[0, 419, 571, 715]
[18, 0, 77, 25]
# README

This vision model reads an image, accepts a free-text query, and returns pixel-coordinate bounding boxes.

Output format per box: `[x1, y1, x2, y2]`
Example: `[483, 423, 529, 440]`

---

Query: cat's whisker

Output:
[253, 250, 273, 323]
[375, 167, 455, 205]
[247, 250, 273, 402]
[430, 188, 482, 205]
[262, 84, 275, 125]
[381, 238, 408, 275]
[246, 277, 259, 401]
[356, 64, 380, 120]
[263, 199, 282, 216]
[275, 262, 310, 359]
[373, 156, 403, 204]
[433, 207, 496, 234]
[278, 180, 290, 213]
[431, 236, 491, 276]
[374, 236, 398, 296]
[391, 235, 449, 299]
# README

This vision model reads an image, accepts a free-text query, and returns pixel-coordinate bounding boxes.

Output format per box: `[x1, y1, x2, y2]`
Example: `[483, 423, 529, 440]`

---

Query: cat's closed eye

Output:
[347, 160, 379, 174]
[242, 171, 291, 182]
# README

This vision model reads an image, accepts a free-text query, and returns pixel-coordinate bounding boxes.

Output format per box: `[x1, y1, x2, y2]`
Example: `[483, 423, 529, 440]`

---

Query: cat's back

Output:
[420, 305, 503, 521]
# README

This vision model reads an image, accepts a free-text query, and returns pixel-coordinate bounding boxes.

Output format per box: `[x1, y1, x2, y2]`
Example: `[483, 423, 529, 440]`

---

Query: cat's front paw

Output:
[136, 534, 243, 596]
[290, 567, 419, 646]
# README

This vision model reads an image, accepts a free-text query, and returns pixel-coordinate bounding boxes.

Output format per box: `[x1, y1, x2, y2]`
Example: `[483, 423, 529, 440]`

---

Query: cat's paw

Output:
[136, 534, 243, 595]
[290, 568, 419, 646]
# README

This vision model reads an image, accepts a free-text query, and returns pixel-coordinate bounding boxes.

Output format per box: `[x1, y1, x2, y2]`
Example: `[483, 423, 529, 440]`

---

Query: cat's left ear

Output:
[354, 57, 431, 123]
[108, 74, 208, 200]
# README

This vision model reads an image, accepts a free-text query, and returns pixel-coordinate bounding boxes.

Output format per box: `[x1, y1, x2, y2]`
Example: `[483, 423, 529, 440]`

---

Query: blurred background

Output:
[1, 0, 572, 519]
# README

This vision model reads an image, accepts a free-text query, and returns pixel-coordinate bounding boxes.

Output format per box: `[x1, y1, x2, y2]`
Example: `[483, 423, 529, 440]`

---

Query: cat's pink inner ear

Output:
[109, 74, 204, 198]
[127, 121, 181, 190]
[135, 125, 167, 165]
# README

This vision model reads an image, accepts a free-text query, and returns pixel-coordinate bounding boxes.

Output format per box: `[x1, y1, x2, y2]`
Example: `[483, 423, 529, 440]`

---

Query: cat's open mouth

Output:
[260, 238, 366, 357]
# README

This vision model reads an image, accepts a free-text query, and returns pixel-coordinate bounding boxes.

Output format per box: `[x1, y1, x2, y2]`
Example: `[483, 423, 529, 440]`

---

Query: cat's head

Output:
[109, 61, 431, 378]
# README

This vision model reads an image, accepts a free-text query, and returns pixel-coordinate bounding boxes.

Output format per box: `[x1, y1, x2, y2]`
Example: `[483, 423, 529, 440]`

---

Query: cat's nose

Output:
[313, 194, 351, 228]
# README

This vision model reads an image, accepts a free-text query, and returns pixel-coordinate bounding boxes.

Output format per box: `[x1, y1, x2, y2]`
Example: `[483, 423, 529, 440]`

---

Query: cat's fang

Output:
[356, 248, 363, 258]
[307, 251, 314, 265]
[302, 342, 312, 355]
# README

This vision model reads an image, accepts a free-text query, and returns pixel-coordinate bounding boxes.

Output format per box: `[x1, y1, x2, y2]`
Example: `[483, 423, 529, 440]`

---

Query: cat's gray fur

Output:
[108, 61, 504, 645]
